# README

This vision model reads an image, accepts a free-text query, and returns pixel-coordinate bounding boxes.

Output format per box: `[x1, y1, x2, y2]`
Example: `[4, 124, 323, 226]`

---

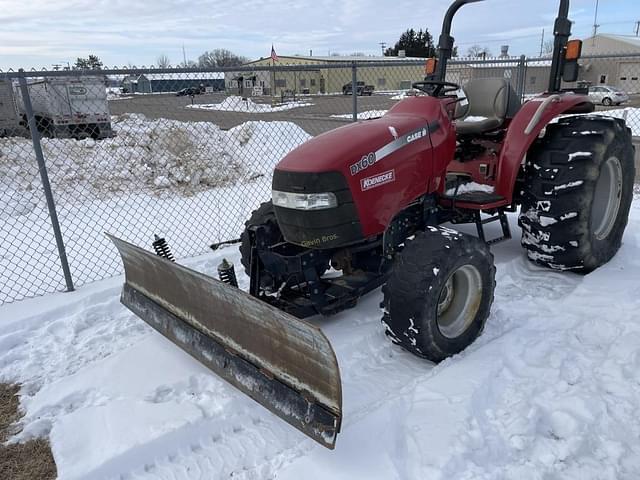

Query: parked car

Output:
[176, 87, 202, 96]
[342, 81, 375, 96]
[588, 85, 629, 106]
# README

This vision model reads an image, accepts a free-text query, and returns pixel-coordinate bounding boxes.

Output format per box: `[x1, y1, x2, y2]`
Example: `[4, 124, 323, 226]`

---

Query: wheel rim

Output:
[603, 98, 612, 106]
[591, 156, 623, 241]
[436, 264, 483, 339]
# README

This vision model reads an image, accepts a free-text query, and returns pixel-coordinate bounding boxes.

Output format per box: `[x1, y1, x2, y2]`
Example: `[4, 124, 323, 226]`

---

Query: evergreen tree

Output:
[74, 55, 103, 70]
[384, 28, 436, 58]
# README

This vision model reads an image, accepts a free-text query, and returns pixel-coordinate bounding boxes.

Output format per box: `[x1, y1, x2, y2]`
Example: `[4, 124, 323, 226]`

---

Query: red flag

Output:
[271, 45, 279, 62]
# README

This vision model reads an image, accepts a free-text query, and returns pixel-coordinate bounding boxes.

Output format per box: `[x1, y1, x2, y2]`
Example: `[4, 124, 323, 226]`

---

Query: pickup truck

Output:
[342, 81, 375, 96]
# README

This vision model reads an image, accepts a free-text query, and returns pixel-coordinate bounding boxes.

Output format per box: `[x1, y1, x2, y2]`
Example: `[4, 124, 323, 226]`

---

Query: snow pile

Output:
[0, 114, 311, 208]
[2, 199, 640, 478]
[391, 92, 410, 100]
[106, 87, 132, 101]
[186, 96, 313, 113]
[331, 110, 388, 120]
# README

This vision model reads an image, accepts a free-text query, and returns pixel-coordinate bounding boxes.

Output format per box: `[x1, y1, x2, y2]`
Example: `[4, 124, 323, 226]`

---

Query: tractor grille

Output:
[272, 169, 363, 249]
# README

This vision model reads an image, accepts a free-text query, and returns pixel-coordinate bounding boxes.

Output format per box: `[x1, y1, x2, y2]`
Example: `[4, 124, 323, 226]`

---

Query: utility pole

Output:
[592, 0, 600, 45]
[379, 42, 386, 56]
[182, 45, 187, 67]
[635, 21, 640, 36]
[539, 28, 545, 57]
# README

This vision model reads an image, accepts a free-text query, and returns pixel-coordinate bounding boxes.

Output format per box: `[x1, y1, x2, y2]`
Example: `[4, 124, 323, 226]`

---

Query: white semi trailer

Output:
[0, 79, 21, 137]
[15, 76, 114, 139]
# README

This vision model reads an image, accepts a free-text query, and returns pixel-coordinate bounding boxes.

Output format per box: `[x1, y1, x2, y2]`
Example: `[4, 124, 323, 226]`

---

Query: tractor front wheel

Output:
[519, 116, 635, 272]
[381, 227, 496, 362]
[239, 201, 283, 275]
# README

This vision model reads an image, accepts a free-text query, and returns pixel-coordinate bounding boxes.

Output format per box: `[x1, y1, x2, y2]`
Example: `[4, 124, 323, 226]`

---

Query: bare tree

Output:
[542, 40, 555, 56]
[177, 60, 197, 68]
[466, 45, 492, 58]
[156, 54, 171, 68]
[198, 49, 249, 68]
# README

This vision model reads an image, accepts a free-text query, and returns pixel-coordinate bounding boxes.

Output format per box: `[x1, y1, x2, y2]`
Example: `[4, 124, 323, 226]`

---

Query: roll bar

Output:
[548, 0, 571, 92]
[433, 0, 573, 93]
[434, 0, 484, 82]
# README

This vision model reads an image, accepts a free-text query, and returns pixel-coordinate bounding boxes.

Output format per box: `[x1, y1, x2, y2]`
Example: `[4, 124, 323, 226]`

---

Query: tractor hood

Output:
[276, 96, 446, 175]
[271, 96, 453, 245]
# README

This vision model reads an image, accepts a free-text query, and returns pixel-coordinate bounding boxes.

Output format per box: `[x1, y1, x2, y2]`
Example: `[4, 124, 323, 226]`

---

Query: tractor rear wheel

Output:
[381, 227, 496, 362]
[519, 116, 635, 272]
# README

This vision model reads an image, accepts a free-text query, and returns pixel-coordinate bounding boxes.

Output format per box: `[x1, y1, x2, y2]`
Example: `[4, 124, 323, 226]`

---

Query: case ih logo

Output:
[361, 169, 395, 191]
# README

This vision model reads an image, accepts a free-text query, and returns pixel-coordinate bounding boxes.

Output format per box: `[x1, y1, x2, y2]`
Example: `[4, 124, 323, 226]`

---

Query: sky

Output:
[0, 0, 638, 70]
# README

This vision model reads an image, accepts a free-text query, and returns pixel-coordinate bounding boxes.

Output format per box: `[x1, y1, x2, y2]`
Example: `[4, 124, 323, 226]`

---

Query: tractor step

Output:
[474, 209, 512, 245]
[441, 191, 505, 205]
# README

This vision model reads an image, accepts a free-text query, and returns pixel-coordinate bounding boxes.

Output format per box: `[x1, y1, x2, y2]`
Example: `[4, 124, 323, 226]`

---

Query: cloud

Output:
[0, 0, 634, 69]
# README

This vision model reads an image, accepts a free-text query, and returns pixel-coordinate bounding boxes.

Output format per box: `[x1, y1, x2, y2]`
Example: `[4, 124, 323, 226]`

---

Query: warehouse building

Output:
[122, 72, 224, 94]
[225, 55, 427, 97]
[446, 59, 551, 95]
[580, 35, 640, 93]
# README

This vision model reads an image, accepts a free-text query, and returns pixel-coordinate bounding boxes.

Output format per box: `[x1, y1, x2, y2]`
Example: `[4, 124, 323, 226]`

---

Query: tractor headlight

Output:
[272, 190, 338, 210]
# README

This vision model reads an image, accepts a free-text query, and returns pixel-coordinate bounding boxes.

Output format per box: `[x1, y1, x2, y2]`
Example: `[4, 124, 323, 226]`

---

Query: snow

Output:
[0, 115, 310, 301]
[331, 110, 388, 120]
[568, 151, 593, 161]
[446, 181, 495, 196]
[106, 87, 133, 101]
[2, 198, 640, 479]
[459, 115, 488, 122]
[186, 96, 313, 113]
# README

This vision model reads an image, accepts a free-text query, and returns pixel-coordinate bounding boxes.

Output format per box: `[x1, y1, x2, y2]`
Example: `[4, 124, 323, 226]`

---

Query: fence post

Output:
[17, 71, 75, 292]
[516, 55, 527, 100]
[351, 62, 358, 122]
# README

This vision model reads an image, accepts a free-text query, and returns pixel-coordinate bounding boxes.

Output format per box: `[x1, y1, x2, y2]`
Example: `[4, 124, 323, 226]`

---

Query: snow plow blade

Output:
[107, 234, 342, 449]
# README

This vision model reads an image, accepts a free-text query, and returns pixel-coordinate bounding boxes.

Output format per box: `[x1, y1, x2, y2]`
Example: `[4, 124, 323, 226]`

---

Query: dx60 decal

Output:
[350, 152, 377, 176]
[361, 169, 395, 191]
[349, 124, 431, 176]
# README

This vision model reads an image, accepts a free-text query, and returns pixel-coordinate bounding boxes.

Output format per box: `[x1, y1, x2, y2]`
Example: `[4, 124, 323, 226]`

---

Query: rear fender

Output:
[495, 93, 593, 203]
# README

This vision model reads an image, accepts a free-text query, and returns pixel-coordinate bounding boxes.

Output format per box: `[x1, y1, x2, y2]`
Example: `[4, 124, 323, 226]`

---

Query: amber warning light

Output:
[425, 58, 438, 75]
[565, 39, 583, 61]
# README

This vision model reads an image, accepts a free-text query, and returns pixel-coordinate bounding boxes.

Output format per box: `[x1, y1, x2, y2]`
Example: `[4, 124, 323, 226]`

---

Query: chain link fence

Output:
[2, 53, 640, 304]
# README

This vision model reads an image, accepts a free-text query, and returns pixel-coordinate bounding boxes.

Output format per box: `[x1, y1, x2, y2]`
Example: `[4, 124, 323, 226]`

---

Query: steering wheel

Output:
[412, 80, 461, 97]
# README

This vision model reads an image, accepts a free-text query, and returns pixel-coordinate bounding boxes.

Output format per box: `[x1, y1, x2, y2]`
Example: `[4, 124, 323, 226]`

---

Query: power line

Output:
[455, 33, 541, 47]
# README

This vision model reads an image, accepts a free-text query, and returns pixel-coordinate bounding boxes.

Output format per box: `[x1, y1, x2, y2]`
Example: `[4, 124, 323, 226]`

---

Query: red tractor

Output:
[110, 0, 635, 449]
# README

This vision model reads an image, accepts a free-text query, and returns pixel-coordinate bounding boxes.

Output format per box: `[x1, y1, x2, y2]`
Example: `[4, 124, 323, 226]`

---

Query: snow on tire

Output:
[381, 227, 496, 363]
[519, 115, 635, 272]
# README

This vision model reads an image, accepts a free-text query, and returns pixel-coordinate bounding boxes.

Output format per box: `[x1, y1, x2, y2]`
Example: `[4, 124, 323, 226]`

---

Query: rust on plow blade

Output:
[107, 234, 342, 449]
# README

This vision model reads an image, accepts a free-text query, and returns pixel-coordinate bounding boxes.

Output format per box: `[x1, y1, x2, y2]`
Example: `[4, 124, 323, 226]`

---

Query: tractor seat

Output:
[455, 78, 521, 135]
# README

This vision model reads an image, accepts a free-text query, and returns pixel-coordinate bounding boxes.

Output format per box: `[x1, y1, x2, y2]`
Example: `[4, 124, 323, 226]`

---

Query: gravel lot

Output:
[109, 91, 640, 136]
[108, 92, 402, 136]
